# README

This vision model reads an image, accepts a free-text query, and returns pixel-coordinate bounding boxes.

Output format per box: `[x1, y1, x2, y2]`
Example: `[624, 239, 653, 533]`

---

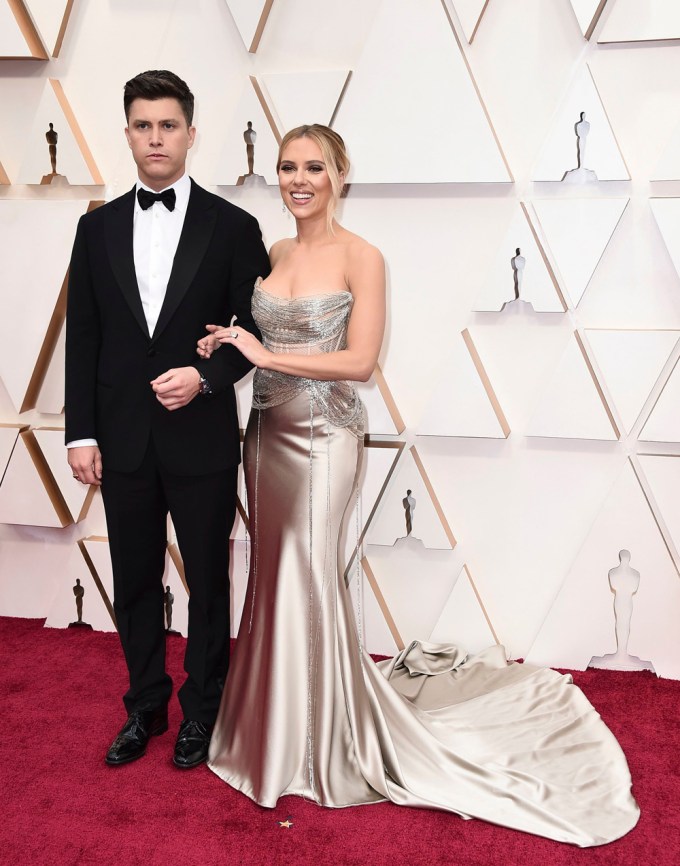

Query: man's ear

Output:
[187, 126, 196, 150]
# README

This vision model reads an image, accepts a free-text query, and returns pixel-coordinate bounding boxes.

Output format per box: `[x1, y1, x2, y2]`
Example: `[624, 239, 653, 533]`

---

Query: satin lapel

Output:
[151, 180, 217, 341]
[105, 187, 149, 337]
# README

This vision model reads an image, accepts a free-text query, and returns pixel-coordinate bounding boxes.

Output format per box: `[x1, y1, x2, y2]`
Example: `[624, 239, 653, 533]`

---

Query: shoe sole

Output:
[172, 754, 208, 770]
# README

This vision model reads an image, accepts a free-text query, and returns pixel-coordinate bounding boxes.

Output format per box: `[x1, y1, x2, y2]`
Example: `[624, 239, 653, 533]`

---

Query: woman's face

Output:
[278, 136, 337, 221]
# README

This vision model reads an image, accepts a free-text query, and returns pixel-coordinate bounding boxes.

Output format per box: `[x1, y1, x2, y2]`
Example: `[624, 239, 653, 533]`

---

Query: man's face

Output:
[125, 97, 195, 191]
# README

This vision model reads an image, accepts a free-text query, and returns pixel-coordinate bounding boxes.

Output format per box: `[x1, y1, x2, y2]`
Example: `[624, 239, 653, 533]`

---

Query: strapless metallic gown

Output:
[208, 283, 639, 846]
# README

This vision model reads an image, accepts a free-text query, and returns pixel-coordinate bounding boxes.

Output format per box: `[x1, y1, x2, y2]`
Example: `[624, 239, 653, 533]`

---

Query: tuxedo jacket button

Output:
[147, 348, 156, 357]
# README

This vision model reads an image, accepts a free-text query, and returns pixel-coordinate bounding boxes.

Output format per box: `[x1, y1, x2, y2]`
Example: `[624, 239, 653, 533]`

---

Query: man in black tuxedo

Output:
[65, 70, 269, 768]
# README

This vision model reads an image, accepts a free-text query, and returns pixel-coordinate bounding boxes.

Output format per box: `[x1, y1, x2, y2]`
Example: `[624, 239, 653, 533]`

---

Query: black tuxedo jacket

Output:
[65, 180, 270, 475]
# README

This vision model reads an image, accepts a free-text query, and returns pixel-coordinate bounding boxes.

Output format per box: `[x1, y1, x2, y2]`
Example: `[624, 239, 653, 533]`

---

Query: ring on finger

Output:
[231, 331, 238, 339]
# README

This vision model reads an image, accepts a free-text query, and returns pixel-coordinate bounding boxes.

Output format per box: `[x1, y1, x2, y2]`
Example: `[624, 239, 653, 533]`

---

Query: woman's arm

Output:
[211, 242, 385, 383]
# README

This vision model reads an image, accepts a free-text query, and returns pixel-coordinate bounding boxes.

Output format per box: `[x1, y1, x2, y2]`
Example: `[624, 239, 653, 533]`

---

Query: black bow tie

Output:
[137, 187, 176, 212]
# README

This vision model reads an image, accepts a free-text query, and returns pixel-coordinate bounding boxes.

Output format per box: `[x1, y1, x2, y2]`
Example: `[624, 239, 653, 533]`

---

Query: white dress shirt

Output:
[67, 174, 191, 449]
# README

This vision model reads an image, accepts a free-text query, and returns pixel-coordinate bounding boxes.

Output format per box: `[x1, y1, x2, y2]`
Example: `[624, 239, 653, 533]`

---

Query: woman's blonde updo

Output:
[277, 124, 350, 234]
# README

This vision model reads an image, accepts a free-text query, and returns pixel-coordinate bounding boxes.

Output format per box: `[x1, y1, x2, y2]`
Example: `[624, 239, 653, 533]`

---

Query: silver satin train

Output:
[208, 281, 640, 847]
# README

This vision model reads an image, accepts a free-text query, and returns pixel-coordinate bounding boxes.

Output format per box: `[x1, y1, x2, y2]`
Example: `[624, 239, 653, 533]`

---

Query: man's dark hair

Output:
[123, 70, 194, 126]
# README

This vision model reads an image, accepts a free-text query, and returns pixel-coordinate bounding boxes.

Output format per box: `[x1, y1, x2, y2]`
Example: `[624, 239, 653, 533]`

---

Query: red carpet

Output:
[0, 616, 677, 866]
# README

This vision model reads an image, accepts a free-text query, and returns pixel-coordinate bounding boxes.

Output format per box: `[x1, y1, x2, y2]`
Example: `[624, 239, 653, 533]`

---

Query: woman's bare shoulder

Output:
[268, 237, 296, 266]
[337, 227, 383, 265]
[343, 232, 384, 275]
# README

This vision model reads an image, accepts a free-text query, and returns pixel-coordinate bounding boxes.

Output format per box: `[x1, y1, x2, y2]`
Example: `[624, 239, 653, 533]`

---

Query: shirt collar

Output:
[135, 173, 191, 214]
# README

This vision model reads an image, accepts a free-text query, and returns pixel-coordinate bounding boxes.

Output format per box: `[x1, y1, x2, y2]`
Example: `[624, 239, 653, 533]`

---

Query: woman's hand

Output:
[204, 324, 272, 369]
[197, 330, 222, 359]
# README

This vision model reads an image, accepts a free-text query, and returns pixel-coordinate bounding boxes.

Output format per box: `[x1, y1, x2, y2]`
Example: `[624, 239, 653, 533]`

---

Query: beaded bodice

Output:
[251, 280, 364, 438]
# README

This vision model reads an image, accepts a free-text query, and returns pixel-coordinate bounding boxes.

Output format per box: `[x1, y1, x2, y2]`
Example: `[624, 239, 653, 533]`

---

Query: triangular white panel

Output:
[0, 1, 45, 58]
[0, 536, 64, 619]
[637, 456, 680, 565]
[259, 70, 350, 136]
[0, 432, 68, 527]
[224, 0, 273, 52]
[357, 368, 404, 435]
[332, 0, 510, 183]
[450, 0, 489, 43]
[652, 124, 680, 181]
[16, 80, 101, 185]
[429, 565, 498, 655]
[32, 428, 94, 524]
[366, 447, 455, 549]
[599, 0, 680, 43]
[650, 198, 680, 280]
[235, 369, 254, 432]
[366, 544, 459, 644]
[23, 0, 73, 56]
[342, 442, 404, 574]
[640, 358, 680, 442]
[532, 65, 629, 181]
[465, 322, 575, 435]
[214, 81, 280, 185]
[585, 330, 679, 433]
[569, 0, 608, 39]
[36, 318, 65, 415]
[0, 425, 24, 481]
[357, 561, 400, 658]
[44, 543, 115, 632]
[526, 334, 618, 440]
[0, 200, 88, 413]
[531, 198, 628, 307]
[419, 330, 509, 438]
[473, 204, 565, 312]
[79, 537, 118, 632]
[527, 461, 680, 679]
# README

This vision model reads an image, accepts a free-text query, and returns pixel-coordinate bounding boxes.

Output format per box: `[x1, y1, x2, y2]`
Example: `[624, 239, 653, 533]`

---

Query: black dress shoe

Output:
[173, 719, 212, 769]
[105, 706, 168, 766]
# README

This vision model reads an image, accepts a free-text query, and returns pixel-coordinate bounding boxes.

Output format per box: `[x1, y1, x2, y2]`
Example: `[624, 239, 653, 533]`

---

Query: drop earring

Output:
[281, 202, 287, 215]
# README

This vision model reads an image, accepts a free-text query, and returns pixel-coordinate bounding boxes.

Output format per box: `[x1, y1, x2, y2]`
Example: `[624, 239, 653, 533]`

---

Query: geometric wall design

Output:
[2, 0, 680, 680]
[418, 330, 510, 438]
[650, 198, 680, 278]
[640, 358, 680, 442]
[223, 0, 274, 53]
[598, 0, 680, 43]
[527, 459, 680, 679]
[530, 198, 629, 307]
[0, 0, 47, 59]
[16, 79, 103, 185]
[23, 0, 74, 57]
[585, 329, 679, 434]
[333, 0, 511, 183]
[449, 0, 490, 43]
[258, 70, 351, 136]
[0, 200, 95, 413]
[568, 0, 610, 40]
[525, 333, 619, 440]
[214, 79, 280, 185]
[532, 65, 629, 181]
[472, 203, 565, 312]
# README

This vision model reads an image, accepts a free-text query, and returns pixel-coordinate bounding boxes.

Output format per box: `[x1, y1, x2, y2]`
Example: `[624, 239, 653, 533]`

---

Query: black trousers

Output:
[101, 438, 237, 725]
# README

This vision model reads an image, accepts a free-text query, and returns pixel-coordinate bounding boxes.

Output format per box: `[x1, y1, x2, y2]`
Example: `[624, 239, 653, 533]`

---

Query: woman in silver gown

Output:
[200, 125, 639, 846]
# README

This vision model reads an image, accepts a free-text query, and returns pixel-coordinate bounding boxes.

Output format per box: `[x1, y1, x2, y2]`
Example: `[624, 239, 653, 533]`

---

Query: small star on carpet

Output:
[277, 817, 294, 829]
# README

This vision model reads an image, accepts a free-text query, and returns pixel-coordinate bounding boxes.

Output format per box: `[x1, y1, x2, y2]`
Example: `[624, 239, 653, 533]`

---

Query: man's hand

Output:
[151, 367, 201, 411]
[68, 446, 102, 486]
